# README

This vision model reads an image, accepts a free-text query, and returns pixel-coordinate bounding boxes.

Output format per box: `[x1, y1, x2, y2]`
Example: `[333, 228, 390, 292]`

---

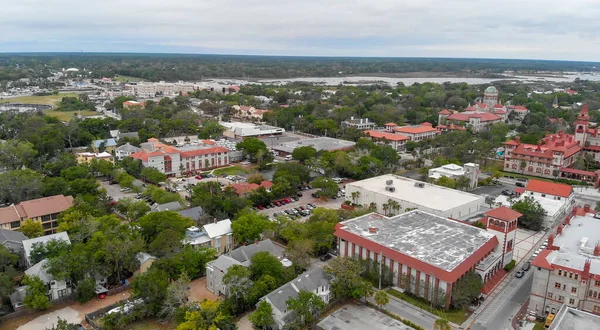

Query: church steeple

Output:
[552, 95, 559, 109]
[575, 104, 590, 145]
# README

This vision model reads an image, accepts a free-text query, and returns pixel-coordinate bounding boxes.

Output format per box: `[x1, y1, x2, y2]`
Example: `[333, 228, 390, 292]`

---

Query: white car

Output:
[106, 299, 144, 315]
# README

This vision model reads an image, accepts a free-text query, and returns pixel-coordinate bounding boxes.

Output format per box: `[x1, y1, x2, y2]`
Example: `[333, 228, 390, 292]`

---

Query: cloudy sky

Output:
[2, 0, 600, 61]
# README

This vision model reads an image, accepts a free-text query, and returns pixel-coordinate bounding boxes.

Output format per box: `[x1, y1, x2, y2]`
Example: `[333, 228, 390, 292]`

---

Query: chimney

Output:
[213, 217, 217, 224]
[584, 204, 591, 213]
[547, 234, 554, 250]
[537, 141, 542, 151]
[594, 243, 600, 257]
[368, 227, 378, 234]
[350, 116, 354, 121]
[557, 225, 563, 236]
[515, 136, 521, 144]
[583, 259, 591, 281]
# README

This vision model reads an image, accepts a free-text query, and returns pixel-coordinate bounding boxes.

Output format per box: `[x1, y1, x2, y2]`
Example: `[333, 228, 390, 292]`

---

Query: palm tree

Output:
[387, 199, 401, 216]
[382, 203, 389, 216]
[351, 191, 360, 205]
[434, 318, 451, 330]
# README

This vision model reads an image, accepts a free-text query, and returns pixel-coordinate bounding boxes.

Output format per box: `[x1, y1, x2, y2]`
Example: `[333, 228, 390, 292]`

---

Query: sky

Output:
[2, 0, 600, 61]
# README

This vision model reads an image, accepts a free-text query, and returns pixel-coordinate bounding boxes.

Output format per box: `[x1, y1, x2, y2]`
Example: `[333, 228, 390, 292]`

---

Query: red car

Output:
[283, 198, 291, 203]
[274, 201, 281, 206]
[257, 205, 265, 210]
[195, 175, 203, 180]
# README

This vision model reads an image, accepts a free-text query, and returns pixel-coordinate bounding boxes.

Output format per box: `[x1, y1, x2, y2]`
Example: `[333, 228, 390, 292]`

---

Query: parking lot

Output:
[100, 180, 138, 201]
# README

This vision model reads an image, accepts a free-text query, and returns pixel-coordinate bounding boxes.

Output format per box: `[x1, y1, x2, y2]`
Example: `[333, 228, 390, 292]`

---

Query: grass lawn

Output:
[127, 318, 176, 330]
[45, 109, 98, 121]
[533, 321, 545, 330]
[0, 93, 78, 107]
[212, 165, 258, 176]
[113, 75, 146, 83]
[387, 288, 469, 325]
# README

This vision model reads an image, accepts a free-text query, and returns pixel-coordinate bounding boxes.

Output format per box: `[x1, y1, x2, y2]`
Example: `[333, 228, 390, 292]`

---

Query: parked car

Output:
[522, 262, 531, 271]
[195, 175, 203, 180]
[515, 270, 525, 278]
[320, 254, 332, 261]
[120, 187, 131, 192]
[516, 182, 525, 187]
[308, 203, 316, 208]
[257, 205, 265, 210]
[273, 201, 281, 207]
[311, 193, 320, 198]
[297, 193, 303, 197]
[501, 189, 512, 196]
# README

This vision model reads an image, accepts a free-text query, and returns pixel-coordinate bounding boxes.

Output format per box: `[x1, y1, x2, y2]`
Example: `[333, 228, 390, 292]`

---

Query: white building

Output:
[428, 163, 480, 189]
[345, 174, 486, 219]
[220, 121, 285, 139]
[10, 259, 73, 310]
[115, 143, 142, 160]
[22, 232, 70, 268]
[183, 220, 234, 255]
[521, 179, 574, 229]
[342, 117, 376, 130]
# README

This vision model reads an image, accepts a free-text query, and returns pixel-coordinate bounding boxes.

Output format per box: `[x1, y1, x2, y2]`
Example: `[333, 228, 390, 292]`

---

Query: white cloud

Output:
[1, 0, 600, 60]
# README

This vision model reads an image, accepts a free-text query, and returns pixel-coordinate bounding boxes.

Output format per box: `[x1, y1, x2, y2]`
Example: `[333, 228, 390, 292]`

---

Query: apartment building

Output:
[0, 195, 74, 235]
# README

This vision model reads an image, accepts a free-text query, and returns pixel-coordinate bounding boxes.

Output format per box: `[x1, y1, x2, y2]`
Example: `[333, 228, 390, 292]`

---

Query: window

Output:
[595, 280, 600, 286]
[542, 194, 546, 197]
[41, 215, 51, 222]
[575, 274, 579, 280]
[10, 221, 20, 229]
[595, 305, 600, 313]
[569, 298, 575, 305]
[58, 289, 68, 298]
[558, 270, 562, 276]
[569, 273, 573, 279]
[572, 287, 577, 294]
[558, 295, 564, 302]
[548, 292, 553, 299]
[555, 282, 561, 289]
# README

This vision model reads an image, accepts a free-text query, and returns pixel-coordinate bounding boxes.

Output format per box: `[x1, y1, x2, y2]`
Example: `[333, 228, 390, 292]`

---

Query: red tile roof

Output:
[438, 109, 452, 115]
[484, 206, 522, 222]
[260, 181, 273, 189]
[365, 130, 409, 141]
[180, 147, 229, 157]
[525, 179, 573, 198]
[394, 125, 438, 135]
[229, 183, 259, 195]
[202, 140, 216, 145]
[447, 112, 502, 122]
[559, 167, 598, 177]
[0, 195, 74, 225]
[384, 122, 398, 127]
[493, 104, 504, 109]
[531, 250, 553, 270]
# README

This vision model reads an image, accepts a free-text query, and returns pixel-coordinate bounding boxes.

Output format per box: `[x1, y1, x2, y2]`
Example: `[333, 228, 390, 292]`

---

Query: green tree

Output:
[231, 210, 272, 244]
[292, 146, 317, 162]
[374, 291, 390, 309]
[119, 157, 143, 178]
[451, 270, 482, 309]
[22, 275, 51, 310]
[223, 264, 253, 313]
[29, 238, 71, 265]
[237, 138, 271, 163]
[132, 268, 169, 315]
[141, 167, 167, 184]
[136, 211, 194, 246]
[285, 239, 313, 271]
[434, 318, 452, 330]
[456, 176, 471, 191]
[249, 251, 285, 282]
[511, 196, 546, 231]
[44, 317, 82, 330]
[160, 273, 190, 319]
[176, 300, 234, 330]
[286, 290, 326, 326]
[0, 169, 44, 204]
[153, 246, 216, 280]
[198, 120, 225, 139]
[436, 176, 457, 189]
[249, 300, 276, 330]
[149, 229, 184, 257]
[76, 277, 97, 303]
[0, 140, 38, 170]
[311, 177, 339, 198]
[324, 257, 373, 300]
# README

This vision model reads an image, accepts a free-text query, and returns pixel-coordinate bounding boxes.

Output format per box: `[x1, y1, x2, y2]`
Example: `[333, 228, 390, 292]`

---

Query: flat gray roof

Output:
[549, 305, 600, 330]
[272, 136, 355, 153]
[339, 210, 495, 272]
[317, 304, 413, 330]
[347, 174, 484, 212]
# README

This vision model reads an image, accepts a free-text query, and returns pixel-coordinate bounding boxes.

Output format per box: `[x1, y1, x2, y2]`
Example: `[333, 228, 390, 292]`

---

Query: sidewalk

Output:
[368, 292, 439, 330]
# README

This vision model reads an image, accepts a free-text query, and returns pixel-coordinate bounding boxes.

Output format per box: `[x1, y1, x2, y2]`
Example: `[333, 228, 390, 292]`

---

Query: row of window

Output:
[548, 292, 576, 305]
[557, 269, 579, 280]
[554, 282, 578, 294]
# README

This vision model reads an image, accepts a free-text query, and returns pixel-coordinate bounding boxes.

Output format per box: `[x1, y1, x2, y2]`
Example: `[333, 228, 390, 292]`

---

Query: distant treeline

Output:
[1, 53, 600, 82]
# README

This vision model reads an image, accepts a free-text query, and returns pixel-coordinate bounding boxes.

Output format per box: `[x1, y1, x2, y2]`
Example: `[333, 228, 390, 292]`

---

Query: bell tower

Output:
[575, 104, 590, 145]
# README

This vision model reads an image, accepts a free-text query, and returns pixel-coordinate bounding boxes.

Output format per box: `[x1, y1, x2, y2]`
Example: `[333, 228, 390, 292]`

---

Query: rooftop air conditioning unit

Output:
[414, 182, 425, 188]
[385, 186, 395, 192]
[386, 180, 393, 185]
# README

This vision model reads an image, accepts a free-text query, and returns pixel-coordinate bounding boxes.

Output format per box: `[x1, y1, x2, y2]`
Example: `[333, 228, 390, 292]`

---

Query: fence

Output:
[85, 298, 129, 330]
[0, 294, 76, 324]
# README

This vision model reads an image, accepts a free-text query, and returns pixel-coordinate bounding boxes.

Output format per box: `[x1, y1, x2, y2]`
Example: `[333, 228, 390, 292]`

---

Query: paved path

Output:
[368, 294, 437, 330]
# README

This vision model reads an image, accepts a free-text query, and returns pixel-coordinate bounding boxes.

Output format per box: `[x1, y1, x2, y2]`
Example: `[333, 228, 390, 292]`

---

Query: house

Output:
[0, 195, 74, 235]
[0, 229, 28, 255]
[110, 130, 140, 142]
[123, 100, 143, 109]
[183, 220, 234, 255]
[260, 268, 331, 329]
[10, 259, 73, 310]
[439, 110, 503, 133]
[134, 252, 157, 276]
[115, 143, 142, 160]
[22, 232, 71, 268]
[206, 239, 284, 296]
[228, 181, 273, 196]
[176, 206, 204, 222]
[76, 152, 114, 164]
[150, 201, 183, 212]
[92, 138, 117, 153]
[363, 130, 409, 151]
[342, 117, 376, 130]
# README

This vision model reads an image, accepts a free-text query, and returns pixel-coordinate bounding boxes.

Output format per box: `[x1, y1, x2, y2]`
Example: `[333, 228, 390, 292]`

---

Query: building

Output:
[345, 174, 486, 219]
[271, 137, 356, 156]
[438, 110, 503, 133]
[503, 134, 582, 179]
[123, 100, 143, 109]
[480, 207, 521, 271]
[232, 105, 270, 121]
[529, 206, 600, 317]
[363, 130, 409, 151]
[342, 117, 376, 130]
[547, 304, 600, 330]
[134, 252, 157, 276]
[206, 239, 283, 296]
[150, 201, 183, 212]
[115, 143, 142, 160]
[22, 232, 71, 268]
[76, 152, 114, 164]
[130, 138, 230, 177]
[183, 220, 234, 255]
[574, 104, 600, 165]
[260, 268, 331, 329]
[220, 121, 285, 139]
[428, 163, 480, 188]
[392, 123, 439, 142]
[0, 229, 28, 266]
[483, 86, 499, 109]
[318, 305, 414, 330]
[92, 138, 117, 153]
[10, 259, 72, 310]
[228, 181, 273, 196]
[334, 210, 498, 308]
[176, 206, 204, 222]
[0, 195, 74, 235]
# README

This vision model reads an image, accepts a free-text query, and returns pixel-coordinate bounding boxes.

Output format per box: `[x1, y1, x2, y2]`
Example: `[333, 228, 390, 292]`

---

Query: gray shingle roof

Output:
[93, 138, 117, 148]
[150, 201, 183, 212]
[0, 229, 28, 243]
[115, 143, 141, 153]
[176, 206, 204, 220]
[263, 268, 330, 313]
[230, 239, 278, 264]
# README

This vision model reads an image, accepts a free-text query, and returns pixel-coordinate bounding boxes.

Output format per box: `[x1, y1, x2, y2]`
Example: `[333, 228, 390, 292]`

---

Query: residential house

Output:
[342, 117, 376, 130]
[115, 143, 141, 160]
[76, 152, 114, 164]
[0, 195, 74, 235]
[206, 239, 284, 296]
[22, 232, 71, 268]
[228, 181, 273, 196]
[438, 109, 503, 133]
[0, 229, 28, 255]
[150, 201, 183, 212]
[134, 252, 157, 276]
[260, 268, 331, 329]
[176, 206, 204, 222]
[183, 220, 234, 255]
[10, 259, 73, 310]
[428, 163, 480, 189]
[92, 138, 117, 153]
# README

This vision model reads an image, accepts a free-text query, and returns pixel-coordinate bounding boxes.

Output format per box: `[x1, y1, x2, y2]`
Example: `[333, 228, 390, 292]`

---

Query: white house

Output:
[22, 232, 71, 268]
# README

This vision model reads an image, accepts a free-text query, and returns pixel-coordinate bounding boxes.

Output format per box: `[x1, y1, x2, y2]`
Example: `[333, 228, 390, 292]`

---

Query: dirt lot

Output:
[188, 277, 218, 303]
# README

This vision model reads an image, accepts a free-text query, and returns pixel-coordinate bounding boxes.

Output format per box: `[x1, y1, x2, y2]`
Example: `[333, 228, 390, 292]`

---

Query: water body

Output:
[197, 72, 600, 88]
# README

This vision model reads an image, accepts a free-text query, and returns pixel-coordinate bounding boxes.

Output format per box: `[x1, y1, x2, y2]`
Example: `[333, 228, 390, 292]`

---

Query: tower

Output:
[484, 207, 521, 267]
[463, 163, 480, 188]
[552, 95, 559, 109]
[483, 86, 499, 111]
[575, 104, 590, 145]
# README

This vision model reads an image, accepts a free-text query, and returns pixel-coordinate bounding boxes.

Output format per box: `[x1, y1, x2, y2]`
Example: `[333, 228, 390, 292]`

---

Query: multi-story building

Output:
[115, 143, 142, 160]
[428, 163, 480, 189]
[438, 110, 503, 132]
[342, 117, 376, 130]
[334, 210, 499, 309]
[220, 121, 285, 140]
[10, 259, 72, 310]
[529, 206, 600, 317]
[344, 174, 486, 219]
[503, 133, 582, 179]
[392, 123, 440, 142]
[0, 195, 74, 235]
[92, 138, 117, 153]
[183, 220, 234, 255]
[522, 180, 574, 229]
[363, 130, 409, 151]
[130, 138, 230, 176]
[76, 152, 114, 164]
[547, 304, 600, 329]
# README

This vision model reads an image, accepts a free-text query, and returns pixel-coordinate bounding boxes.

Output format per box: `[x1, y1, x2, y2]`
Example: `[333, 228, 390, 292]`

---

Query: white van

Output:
[285, 155, 293, 161]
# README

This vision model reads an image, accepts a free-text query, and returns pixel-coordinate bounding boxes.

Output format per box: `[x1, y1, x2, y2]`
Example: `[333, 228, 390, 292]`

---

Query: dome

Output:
[485, 86, 498, 94]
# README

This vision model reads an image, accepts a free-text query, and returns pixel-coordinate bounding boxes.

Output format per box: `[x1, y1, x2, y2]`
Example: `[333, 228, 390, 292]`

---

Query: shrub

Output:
[504, 260, 516, 271]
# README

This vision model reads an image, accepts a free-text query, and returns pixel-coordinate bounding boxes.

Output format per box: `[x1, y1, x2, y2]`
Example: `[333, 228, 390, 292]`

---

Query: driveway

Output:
[16, 307, 81, 330]
[188, 277, 218, 303]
